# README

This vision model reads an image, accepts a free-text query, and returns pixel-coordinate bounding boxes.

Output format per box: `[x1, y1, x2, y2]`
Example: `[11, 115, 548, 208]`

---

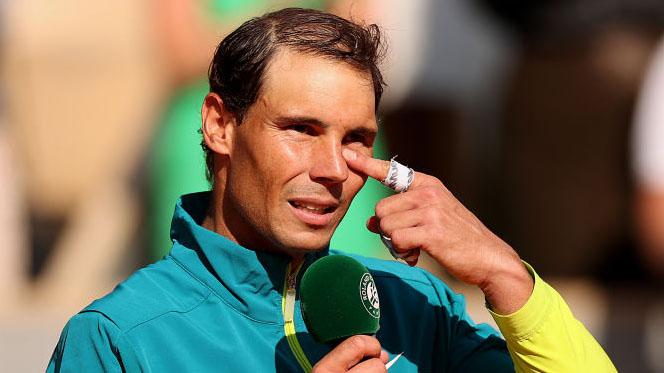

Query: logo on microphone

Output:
[359, 273, 380, 318]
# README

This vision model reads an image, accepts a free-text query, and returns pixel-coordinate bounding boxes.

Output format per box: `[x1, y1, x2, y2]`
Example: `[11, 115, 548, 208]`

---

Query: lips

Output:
[288, 198, 338, 226]
[289, 201, 335, 214]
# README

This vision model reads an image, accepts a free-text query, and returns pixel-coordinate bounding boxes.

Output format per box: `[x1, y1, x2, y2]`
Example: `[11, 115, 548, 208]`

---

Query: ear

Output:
[201, 92, 236, 156]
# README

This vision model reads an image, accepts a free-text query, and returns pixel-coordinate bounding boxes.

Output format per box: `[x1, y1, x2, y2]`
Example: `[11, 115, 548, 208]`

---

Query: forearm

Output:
[488, 263, 616, 372]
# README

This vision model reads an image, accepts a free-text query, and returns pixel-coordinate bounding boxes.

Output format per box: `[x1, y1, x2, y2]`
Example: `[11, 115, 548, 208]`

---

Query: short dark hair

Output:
[201, 7, 386, 183]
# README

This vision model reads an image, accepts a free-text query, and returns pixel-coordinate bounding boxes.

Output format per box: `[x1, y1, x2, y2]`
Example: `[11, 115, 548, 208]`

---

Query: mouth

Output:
[287, 199, 338, 227]
[288, 200, 336, 214]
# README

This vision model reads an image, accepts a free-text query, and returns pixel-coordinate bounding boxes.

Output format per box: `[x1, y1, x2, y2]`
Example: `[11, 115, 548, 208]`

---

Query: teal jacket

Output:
[47, 192, 513, 372]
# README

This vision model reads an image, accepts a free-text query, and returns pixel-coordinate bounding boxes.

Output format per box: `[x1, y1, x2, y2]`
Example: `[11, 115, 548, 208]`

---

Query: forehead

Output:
[257, 50, 377, 129]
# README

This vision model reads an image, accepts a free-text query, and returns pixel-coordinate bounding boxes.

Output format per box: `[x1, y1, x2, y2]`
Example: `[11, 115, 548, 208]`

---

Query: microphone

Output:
[299, 255, 380, 345]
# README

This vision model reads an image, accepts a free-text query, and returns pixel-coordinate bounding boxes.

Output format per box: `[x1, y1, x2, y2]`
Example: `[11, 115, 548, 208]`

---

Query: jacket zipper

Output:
[282, 260, 312, 372]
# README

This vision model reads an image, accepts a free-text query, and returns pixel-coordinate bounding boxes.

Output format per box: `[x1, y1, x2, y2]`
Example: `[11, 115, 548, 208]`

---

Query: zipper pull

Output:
[284, 272, 297, 322]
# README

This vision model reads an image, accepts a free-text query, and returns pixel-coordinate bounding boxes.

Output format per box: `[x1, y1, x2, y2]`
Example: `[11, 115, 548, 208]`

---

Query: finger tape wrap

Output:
[381, 156, 414, 193]
[379, 156, 414, 260]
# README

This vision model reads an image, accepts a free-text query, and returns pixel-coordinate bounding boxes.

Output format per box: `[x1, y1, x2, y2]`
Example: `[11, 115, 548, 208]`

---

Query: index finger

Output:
[343, 148, 390, 181]
[344, 149, 433, 193]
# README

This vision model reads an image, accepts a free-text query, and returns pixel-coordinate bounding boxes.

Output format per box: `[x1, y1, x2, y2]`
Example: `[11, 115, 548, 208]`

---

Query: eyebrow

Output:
[273, 115, 378, 138]
[273, 115, 328, 128]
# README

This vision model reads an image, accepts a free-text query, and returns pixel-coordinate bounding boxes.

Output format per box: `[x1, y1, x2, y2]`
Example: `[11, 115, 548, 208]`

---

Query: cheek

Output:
[261, 132, 312, 166]
[261, 147, 310, 191]
[235, 135, 299, 187]
[227, 162, 264, 209]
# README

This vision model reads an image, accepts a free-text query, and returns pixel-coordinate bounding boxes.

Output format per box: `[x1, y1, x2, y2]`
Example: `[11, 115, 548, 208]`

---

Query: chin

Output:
[273, 230, 332, 254]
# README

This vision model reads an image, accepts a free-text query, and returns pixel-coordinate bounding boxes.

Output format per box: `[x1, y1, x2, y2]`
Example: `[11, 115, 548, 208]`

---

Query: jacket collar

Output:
[168, 192, 328, 323]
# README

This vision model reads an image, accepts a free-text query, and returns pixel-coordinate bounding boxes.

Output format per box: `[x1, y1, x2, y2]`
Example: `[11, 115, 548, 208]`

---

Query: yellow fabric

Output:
[281, 261, 312, 372]
[489, 263, 617, 373]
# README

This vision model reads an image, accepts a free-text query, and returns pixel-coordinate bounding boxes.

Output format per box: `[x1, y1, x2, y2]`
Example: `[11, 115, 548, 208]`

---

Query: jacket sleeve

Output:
[46, 311, 124, 373]
[421, 271, 515, 372]
[489, 263, 617, 372]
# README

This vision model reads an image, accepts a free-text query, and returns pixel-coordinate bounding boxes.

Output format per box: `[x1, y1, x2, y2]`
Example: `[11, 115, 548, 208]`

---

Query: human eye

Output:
[343, 132, 373, 147]
[287, 124, 316, 136]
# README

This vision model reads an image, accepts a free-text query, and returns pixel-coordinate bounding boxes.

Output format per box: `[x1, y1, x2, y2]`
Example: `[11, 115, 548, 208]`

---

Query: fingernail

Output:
[342, 148, 356, 161]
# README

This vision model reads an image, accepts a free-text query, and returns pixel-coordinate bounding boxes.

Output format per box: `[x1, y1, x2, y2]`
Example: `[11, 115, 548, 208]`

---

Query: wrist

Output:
[480, 256, 534, 315]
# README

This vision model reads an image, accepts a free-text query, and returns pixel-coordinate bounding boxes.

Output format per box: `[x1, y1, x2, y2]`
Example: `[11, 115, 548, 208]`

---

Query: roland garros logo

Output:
[359, 273, 380, 318]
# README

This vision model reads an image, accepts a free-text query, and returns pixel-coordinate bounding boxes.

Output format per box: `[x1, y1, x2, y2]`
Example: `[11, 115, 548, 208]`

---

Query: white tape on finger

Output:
[379, 156, 415, 260]
[381, 156, 414, 193]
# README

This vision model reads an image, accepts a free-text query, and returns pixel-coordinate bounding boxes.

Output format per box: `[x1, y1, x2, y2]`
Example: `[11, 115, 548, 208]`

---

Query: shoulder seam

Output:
[75, 310, 125, 362]
[78, 309, 122, 330]
[116, 291, 214, 342]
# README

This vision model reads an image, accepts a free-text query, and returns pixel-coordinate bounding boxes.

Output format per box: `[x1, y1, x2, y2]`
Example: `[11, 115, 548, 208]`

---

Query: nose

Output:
[309, 140, 349, 184]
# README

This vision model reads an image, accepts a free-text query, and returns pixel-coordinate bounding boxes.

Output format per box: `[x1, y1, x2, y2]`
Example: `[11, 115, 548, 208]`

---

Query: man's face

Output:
[225, 50, 377, 254]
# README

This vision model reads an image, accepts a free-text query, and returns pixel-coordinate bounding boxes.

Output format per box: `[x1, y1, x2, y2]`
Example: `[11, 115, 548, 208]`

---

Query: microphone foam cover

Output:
[300, 255, 380, 344]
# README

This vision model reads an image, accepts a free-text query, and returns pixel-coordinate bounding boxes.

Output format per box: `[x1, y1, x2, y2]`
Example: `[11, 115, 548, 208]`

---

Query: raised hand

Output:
[342, 149, 533, 314]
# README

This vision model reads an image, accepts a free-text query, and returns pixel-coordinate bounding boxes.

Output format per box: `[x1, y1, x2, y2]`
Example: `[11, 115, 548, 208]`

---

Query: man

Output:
[48, 8, 615, 372]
